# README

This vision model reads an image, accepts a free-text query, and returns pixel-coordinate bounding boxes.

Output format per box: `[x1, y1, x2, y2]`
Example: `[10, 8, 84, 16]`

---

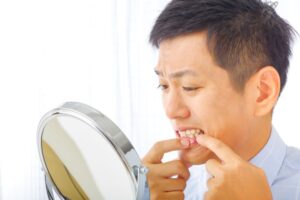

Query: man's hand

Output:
[142, 139, 190, 200]
[196, 134, 273, 200]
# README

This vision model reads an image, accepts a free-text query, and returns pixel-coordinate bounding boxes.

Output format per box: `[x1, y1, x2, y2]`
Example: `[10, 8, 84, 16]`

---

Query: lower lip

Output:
[180, 144, 210, 165]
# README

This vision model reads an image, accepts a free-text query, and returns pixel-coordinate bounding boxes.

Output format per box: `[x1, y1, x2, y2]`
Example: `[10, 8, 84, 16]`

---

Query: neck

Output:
[240, 116, 272, 161]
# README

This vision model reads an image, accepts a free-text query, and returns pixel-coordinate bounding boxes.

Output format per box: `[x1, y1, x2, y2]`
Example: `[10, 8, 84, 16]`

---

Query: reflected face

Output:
[155, 32, 253, 165]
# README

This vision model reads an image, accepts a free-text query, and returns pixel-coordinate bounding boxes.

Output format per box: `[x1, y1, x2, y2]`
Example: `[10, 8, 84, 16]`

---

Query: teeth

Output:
[179, 129, 204, 138]
[186, 130, 190, 135]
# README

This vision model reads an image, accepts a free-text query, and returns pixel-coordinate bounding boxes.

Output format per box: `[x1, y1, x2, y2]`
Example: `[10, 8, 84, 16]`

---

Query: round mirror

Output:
[37, 102, 148, 200]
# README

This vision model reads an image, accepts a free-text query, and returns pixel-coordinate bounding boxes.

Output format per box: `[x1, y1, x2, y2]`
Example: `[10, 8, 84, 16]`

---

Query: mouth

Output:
[176, 129, 205, 144]
[174, 128, 212, 165]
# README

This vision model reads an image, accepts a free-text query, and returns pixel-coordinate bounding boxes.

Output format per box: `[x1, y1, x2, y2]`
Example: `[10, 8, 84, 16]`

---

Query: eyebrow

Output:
[154, 69, 198, 79]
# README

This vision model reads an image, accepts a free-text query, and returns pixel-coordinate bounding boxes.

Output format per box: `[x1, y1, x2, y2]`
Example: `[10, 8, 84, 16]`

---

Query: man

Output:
[142, 0, 300, 199]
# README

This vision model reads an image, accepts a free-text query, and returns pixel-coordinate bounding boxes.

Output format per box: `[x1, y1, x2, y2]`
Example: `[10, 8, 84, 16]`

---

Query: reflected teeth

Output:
[179, 129, 204, 138]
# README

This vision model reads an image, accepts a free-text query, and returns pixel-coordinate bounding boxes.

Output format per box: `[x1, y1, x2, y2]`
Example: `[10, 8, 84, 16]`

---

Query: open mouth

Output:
[176, 129, 205, 144]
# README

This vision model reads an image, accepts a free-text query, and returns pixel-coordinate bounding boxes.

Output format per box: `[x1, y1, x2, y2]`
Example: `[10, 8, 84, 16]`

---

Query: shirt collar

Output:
[250, 127, 286, 185]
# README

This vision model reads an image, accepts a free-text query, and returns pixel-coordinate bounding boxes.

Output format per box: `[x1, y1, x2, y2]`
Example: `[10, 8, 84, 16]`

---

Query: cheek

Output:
[192, 90, 246, 137]
[161, 92, 170, 110]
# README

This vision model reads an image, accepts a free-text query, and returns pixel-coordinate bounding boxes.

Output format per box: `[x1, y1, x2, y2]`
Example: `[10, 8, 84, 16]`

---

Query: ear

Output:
[248, 66, 281, 116]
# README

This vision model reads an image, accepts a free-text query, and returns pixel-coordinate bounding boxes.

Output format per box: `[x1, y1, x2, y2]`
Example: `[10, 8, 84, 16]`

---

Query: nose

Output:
[164, 90, 190, 120]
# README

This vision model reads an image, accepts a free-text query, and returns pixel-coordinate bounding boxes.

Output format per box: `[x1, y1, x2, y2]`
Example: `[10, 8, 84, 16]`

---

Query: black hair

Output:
[150, 0, 296, 92]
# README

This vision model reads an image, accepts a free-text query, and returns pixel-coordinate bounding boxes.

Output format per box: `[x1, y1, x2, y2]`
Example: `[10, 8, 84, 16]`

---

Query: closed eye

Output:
[183, 87, 200, 91]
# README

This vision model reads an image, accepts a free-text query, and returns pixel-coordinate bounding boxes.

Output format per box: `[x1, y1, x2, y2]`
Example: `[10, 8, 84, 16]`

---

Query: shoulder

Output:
[271, 146, 300, 200]
[279, 146, 300, 181]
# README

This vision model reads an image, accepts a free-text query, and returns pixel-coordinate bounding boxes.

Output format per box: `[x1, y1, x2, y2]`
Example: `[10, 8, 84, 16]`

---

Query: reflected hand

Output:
[142, 139, 190, 200]
[196, 134, 272, 200]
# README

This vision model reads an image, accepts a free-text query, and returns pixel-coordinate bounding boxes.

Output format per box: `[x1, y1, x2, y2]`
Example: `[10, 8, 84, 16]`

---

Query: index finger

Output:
[196, 134, 241, 163]
[142, 139, 188, 164]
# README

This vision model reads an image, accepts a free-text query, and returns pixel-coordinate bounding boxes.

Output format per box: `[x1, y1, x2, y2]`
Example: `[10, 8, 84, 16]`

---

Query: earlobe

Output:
[253, 66, 280, 116]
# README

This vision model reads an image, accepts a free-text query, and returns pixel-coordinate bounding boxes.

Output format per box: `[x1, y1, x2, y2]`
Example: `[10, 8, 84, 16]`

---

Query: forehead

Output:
[156, 32, 216, 76]
[159, 32, 208, 60]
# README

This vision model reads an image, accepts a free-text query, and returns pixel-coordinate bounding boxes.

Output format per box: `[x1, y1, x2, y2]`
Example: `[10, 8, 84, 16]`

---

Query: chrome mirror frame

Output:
[37, 102, 148, 200]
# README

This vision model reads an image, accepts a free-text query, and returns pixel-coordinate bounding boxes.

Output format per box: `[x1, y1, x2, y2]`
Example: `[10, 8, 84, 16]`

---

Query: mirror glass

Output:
[38, 102, 147, 200]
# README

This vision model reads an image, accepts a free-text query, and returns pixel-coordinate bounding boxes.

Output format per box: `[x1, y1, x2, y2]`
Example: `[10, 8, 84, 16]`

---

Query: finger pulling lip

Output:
[175, 128, 212, 164]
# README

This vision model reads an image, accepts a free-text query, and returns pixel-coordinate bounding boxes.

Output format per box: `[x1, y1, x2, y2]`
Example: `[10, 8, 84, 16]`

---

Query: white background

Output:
[0, 0, 299, 199]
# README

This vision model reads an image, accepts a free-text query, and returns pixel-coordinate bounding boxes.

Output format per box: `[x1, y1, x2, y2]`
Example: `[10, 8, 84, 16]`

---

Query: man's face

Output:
[155, 32, 254, 165]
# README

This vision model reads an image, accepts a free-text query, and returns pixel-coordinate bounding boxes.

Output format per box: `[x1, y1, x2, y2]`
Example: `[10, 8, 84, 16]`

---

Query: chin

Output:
[179, 144, 213, 165]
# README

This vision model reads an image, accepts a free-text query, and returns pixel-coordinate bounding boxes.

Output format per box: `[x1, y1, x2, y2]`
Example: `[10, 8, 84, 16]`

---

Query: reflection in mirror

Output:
[42, 142, 90, 200]
[38, 102, 145, 200]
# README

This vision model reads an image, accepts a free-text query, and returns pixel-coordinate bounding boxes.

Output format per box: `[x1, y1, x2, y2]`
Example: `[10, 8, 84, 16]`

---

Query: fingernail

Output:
[189, 137, 196, 144]
[196, 135, 203, 144]
[181, 137, 190, 147]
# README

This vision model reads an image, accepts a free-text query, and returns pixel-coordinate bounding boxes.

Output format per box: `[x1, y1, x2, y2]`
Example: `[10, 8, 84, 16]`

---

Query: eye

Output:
[183, 87, 200, 91]
[157, 84, 168, 91]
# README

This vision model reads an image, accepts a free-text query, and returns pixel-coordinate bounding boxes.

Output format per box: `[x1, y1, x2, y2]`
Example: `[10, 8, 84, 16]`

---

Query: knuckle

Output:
[142, 160, 150, 167]
[153, 141, 164, 150]
[147, 176, 160, 189]
[174, 160, 184, 170]
[170, 160, 182, 173]
[174, 160, 189, 178]
[144, 142, 165, 163]
[141, 155, 149, 164]
[232, 160, 243, 170]
[148, 180, 161, 194]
